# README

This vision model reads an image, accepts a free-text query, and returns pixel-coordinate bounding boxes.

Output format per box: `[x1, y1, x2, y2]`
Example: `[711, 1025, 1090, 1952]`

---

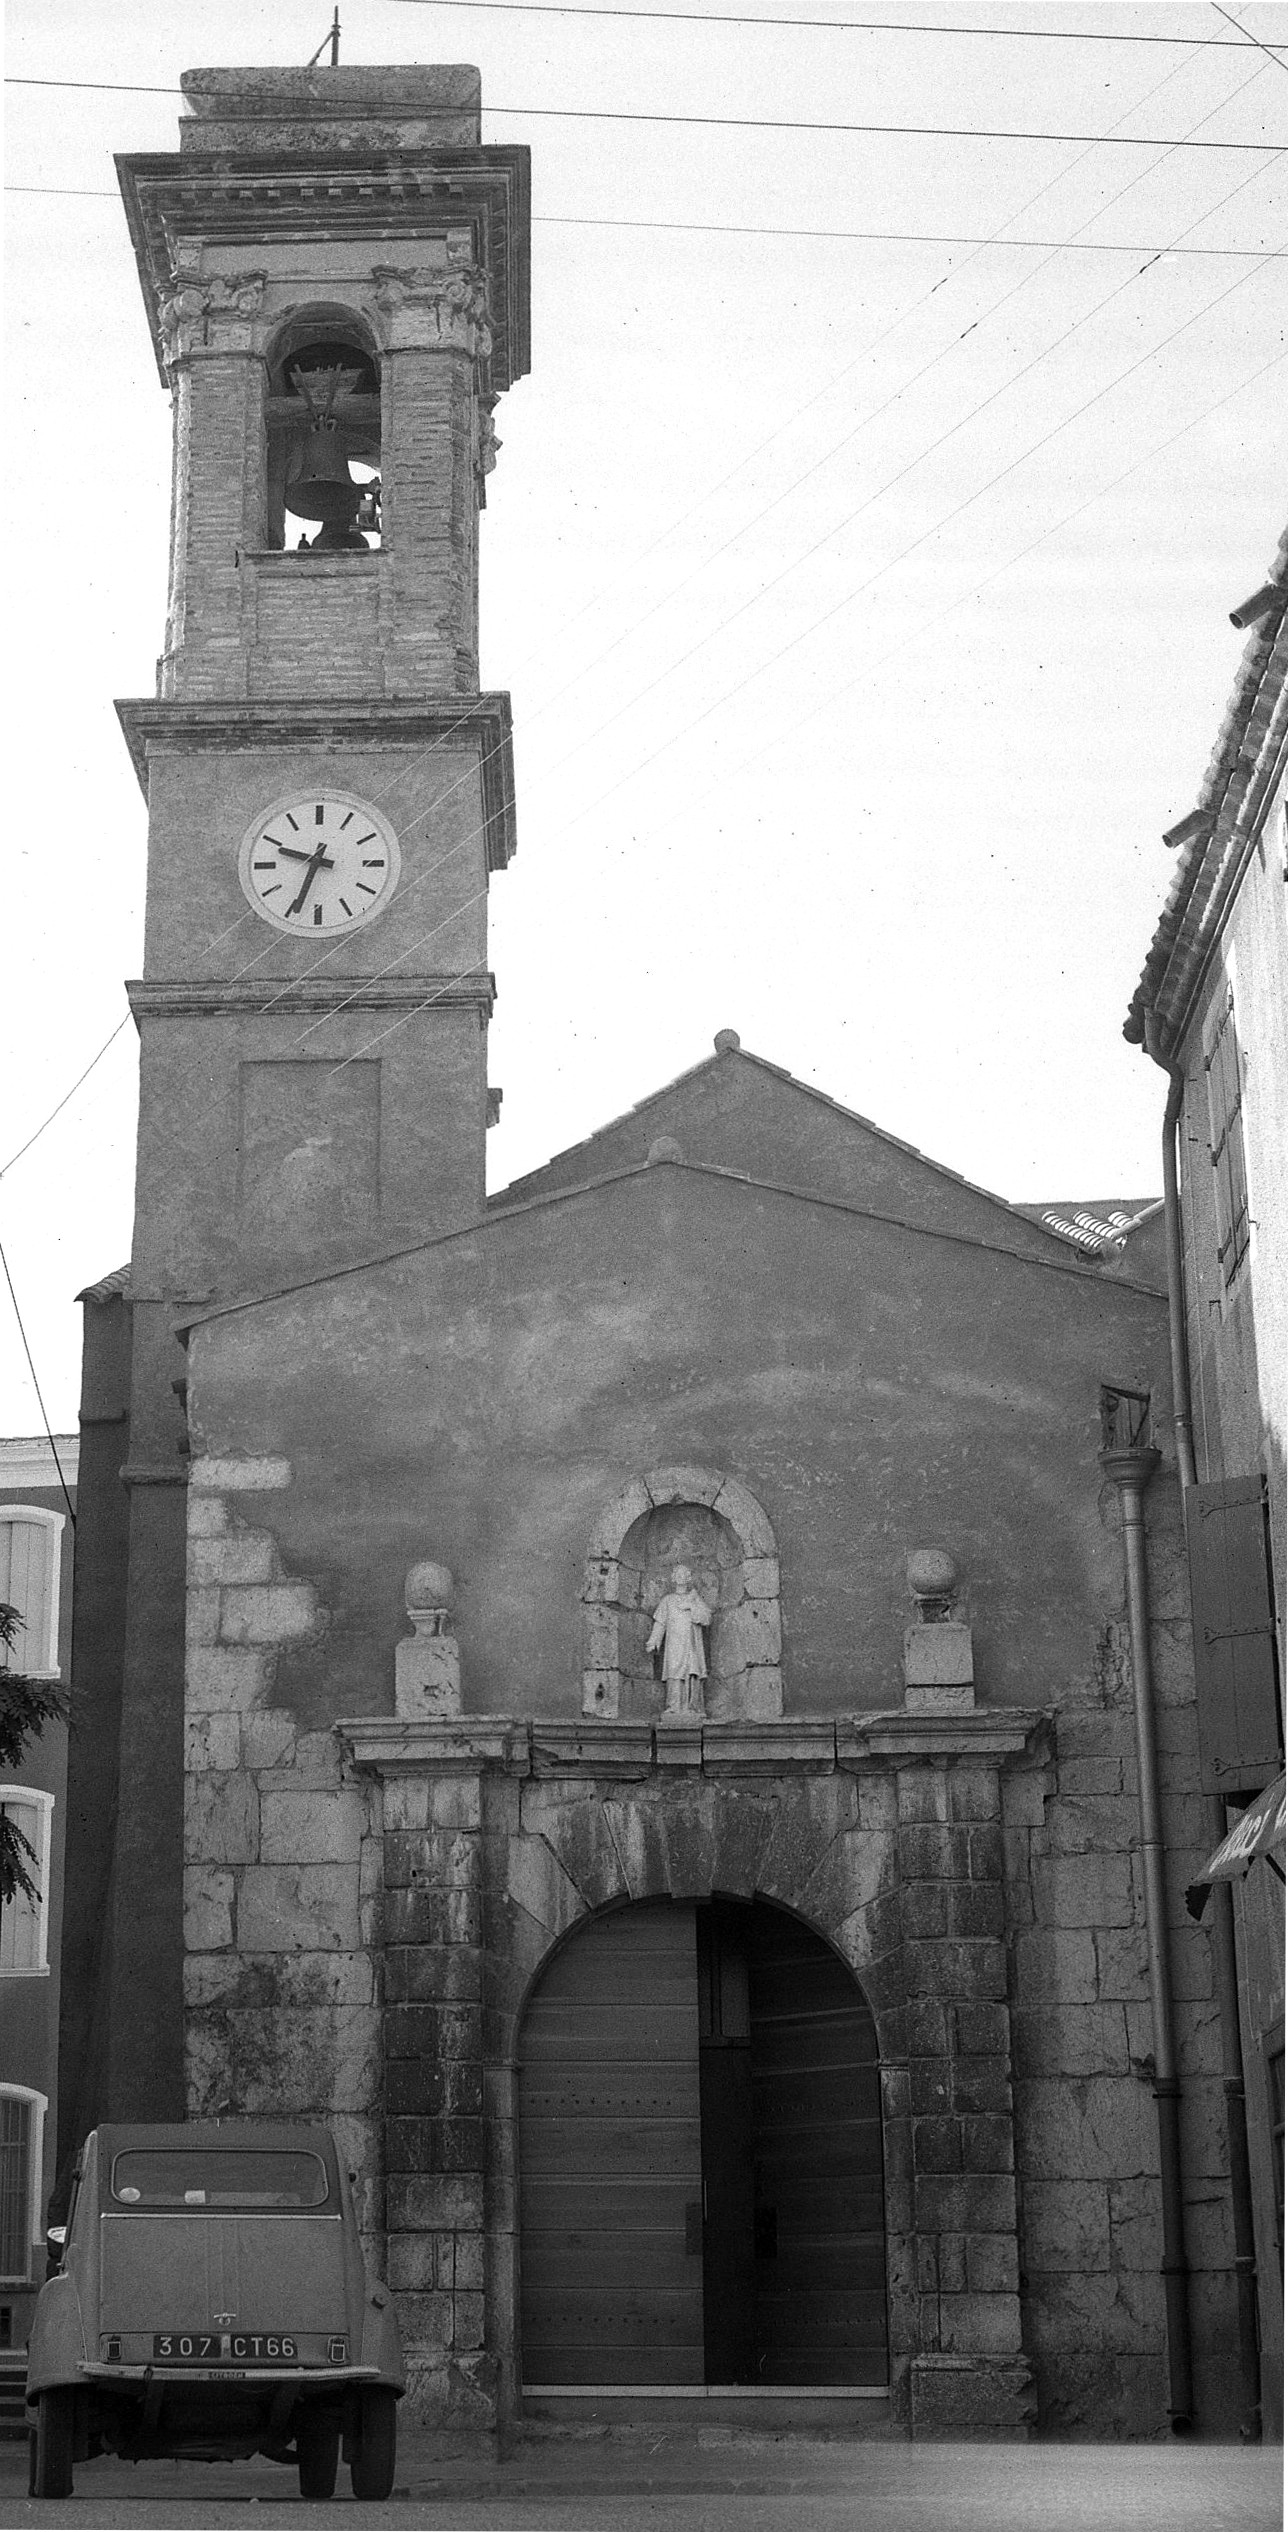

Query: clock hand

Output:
[284, 844, 332, 918]
[275, 842, 335, 868]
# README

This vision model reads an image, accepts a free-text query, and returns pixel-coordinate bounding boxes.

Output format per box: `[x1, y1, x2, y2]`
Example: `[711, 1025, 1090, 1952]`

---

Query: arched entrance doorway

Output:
[518, 1897, 886, 2391]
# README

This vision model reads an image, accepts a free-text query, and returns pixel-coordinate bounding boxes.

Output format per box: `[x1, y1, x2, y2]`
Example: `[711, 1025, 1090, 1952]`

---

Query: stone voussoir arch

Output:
[492, 1769, 910, 2415]
[580, 1465, 783, 1721]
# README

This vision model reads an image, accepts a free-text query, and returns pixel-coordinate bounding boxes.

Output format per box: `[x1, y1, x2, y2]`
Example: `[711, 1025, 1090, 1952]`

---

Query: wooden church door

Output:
[518, 1901, 706, 2385]
[518, 1898, 887, 2390]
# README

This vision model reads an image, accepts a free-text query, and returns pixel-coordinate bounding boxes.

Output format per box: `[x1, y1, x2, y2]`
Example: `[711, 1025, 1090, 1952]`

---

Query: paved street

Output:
[0, 2431, 1281, 2532]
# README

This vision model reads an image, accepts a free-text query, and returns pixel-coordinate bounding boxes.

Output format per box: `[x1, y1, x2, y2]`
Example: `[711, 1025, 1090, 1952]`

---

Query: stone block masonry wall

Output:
[1005, 1575, 1239, 2436]
[181, 1454, 386, 2258]
[344, 1726, 1048, 2435]
[894, 1762, 1037, 2438]
[381, 1770, 493, 2426]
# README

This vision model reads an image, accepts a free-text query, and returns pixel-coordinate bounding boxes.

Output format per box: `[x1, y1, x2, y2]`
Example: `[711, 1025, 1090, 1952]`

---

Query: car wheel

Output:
[296, 2405, 341, 2500]
[32, 2387, 76, 2498]
[349, 2386, 397, 2500]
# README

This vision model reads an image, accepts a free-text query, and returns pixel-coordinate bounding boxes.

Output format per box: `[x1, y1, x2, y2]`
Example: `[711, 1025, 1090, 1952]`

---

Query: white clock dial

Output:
[238, 792, 401, 936]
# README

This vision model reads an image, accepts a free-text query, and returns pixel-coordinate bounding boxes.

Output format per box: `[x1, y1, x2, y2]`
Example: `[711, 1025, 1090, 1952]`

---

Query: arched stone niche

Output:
[581, 1465, 782, 1722]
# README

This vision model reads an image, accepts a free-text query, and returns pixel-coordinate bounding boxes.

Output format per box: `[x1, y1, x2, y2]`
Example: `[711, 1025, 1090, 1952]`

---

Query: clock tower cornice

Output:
[116, 695, 518, 874]
[116, 148, 531, 389]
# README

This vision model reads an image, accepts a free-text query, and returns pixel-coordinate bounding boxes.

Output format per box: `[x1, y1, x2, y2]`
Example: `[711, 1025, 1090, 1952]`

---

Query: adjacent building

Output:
[1126, 543, 1287, 2437]
[54, 60, 1277, 2444]
[1, 1435, 76, 2364]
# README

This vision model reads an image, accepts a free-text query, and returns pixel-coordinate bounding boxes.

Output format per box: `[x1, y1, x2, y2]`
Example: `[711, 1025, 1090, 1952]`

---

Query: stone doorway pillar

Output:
[893, 1755, 1036, 2437]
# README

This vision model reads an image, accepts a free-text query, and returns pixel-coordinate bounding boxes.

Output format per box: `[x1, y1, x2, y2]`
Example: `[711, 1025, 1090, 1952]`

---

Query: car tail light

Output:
[103, 2337, 122, 2363]
[327, 2337, 348, 2363]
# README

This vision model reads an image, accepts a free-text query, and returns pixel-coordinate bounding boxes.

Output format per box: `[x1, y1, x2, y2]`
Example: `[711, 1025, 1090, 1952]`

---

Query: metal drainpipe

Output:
[1142, 1011, 1262, 2439]
[1100, 1432, 1193, 2431]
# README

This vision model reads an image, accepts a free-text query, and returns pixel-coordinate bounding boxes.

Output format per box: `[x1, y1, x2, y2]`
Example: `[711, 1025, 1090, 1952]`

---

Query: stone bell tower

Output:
[66, 68, 530, 2127]
[118, 65, 529, 1299]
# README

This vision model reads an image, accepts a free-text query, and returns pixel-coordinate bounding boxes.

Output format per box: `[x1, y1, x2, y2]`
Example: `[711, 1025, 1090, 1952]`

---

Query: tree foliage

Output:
[1, 1601, 68, 1907]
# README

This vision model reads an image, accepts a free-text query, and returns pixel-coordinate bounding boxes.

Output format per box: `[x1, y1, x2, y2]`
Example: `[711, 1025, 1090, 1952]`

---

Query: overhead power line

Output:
[0, 1233, 77, 1526]
[385, 0, 1286, 48]
[6, 184, 1282, 254]
[0, 1016, 132, 1184]
[1211, 2, 1288, 74]
[4, 74, 1283, 149]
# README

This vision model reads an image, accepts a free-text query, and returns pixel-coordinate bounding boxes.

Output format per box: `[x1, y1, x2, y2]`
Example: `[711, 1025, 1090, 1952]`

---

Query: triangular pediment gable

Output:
[490, 1043, 1097, 1269]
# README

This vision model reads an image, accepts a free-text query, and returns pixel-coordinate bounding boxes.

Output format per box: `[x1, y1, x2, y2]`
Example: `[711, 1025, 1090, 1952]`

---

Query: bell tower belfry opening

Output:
[60, 67, 531, 2140]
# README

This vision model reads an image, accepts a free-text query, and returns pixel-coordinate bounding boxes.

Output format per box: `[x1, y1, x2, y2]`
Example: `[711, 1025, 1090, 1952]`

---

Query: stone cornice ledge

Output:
[115, 697, 518, 872]
[128, 974, 496, 1021]
[336, 1709, 1052, 1778]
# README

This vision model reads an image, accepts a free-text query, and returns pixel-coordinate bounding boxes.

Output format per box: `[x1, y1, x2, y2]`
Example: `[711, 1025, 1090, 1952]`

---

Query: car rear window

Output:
[109, 2150, 329, 2208]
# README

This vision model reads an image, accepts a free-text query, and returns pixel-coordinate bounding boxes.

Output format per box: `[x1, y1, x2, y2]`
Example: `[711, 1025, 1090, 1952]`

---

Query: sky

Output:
[2, 0, 1286, 1435]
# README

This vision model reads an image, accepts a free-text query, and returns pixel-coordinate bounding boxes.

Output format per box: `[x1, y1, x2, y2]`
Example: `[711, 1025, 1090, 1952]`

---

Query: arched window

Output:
[0, 2087, 47, 2286]
[0, 1788, 54, 1976]
[264, 306, 382, 554]
[0, 1507, 66, 1678]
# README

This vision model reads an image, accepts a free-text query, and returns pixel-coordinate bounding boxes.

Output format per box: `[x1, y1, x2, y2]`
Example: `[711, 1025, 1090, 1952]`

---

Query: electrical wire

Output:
[296, 42, 1267, 874]
[0, 1232, 77, 1526]
[10, 54, 1280, 1194]
[314, 239, 1279, 1076]
[547, 339, 1288, 903]
[17, 331, 1281, 1152]
[195, 146, 1283, 1060]
[5, 186, 1280, 253]
[334, 298, 1285, 1087]
[542, 244, 1281, 850]
[499, 69, 1278, 743]
[0, 1017, 132, 1182]
[1211, 2, 1288, 73]
[389, 0, 1282, 48]
[4, 74, 1283, 149]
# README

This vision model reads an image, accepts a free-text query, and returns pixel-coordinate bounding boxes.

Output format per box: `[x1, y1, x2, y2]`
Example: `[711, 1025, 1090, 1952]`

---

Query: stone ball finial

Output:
[647, 1135, 684, 1166]
[406, 1560, 454, 1616]
[907, 1547, 957, 1620]
[714, 1029, 740, 1054]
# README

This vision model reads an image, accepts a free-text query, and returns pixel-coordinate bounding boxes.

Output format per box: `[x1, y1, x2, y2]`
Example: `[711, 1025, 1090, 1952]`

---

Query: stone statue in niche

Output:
[647, 1563, 713, 1719]
[580, 1485, 783, 1723]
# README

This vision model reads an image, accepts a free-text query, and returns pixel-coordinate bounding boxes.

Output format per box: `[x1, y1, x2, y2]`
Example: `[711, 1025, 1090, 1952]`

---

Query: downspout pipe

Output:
[1099, 1434, 1193, 2432]
[1141, 1009, 1262, 2439]
[1144, 1014, 1197, 1496]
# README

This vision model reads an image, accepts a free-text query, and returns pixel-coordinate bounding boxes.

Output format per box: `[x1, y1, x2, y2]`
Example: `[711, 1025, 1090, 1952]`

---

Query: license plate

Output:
[152, 2333, 298, 2362]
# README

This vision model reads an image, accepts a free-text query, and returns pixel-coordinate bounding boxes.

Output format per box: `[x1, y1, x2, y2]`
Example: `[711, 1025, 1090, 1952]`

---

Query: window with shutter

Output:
[0, 1509, 63, 1678]
[0, 1789, 53, 1974]
[1186, 1477, 1283, 1795]
[0, 2095, 34, 2283]
[1204, 992, 1251, 1286]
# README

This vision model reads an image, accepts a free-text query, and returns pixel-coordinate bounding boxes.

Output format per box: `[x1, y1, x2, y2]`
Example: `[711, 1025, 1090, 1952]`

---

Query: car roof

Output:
[92, 2122, 340, 2164]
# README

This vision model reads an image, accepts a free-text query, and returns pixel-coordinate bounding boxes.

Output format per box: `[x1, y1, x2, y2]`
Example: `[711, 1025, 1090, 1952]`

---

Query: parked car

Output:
[26, 2121, 404, 2500]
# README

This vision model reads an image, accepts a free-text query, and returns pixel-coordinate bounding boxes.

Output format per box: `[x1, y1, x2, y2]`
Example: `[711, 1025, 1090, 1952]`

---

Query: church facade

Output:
[60, 62, 1257, 2441]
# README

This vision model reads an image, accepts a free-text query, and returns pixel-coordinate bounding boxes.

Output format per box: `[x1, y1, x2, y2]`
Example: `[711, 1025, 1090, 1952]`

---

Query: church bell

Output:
[287, 417, 362, 528]
[286, 362, 366, 541]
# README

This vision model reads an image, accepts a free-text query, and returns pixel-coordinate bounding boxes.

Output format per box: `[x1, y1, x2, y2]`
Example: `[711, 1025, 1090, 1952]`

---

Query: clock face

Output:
[238, 792, 401, 936]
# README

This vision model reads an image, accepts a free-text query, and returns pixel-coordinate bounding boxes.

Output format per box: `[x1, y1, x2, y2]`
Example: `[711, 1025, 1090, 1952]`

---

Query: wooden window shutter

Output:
[1187, 1476, 1282, 1794]
[1204, 994, 1251, 1283]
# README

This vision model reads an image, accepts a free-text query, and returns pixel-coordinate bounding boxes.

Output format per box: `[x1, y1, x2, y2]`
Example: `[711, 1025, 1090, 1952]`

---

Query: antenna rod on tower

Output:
[306, 7, 341, 67]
